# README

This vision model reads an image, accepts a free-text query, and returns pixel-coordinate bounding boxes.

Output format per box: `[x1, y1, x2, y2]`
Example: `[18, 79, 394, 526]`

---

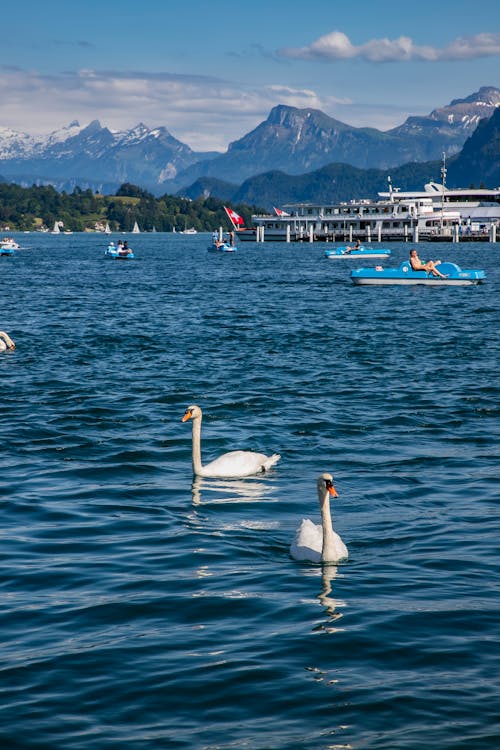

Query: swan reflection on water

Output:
[318, 566, 346, 623]
[191, 475, 277, 505]
[302, 566, 347, 634]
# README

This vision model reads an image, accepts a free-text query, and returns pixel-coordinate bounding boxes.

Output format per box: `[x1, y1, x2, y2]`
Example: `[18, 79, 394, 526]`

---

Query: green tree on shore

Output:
[0, 182, 257, 233]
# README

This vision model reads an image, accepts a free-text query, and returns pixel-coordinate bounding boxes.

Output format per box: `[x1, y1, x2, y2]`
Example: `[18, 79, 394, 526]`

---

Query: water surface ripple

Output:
[1, 234, 498, 749]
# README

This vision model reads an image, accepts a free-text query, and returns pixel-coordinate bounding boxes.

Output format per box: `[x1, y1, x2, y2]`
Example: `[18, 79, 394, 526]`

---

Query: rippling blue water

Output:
[1, 233, 499, 749]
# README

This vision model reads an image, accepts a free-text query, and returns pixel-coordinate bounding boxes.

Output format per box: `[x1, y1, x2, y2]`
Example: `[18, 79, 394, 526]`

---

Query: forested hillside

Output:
[0, 182, 257, 232]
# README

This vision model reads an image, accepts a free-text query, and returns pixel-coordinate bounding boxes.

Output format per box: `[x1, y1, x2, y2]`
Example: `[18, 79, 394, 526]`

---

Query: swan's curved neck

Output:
[320, 493, 335, 562]
[190, 416, 203, 475]
[0, 331, 14, 350]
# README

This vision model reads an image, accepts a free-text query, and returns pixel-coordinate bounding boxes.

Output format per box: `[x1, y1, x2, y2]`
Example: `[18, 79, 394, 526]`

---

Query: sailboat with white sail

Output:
[132, 221, 140, 233]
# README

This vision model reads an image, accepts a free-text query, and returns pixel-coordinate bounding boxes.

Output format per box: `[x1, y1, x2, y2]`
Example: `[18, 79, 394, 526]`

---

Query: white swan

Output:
[0, 331, 15, 352]
[182, 404, 281, 478]
[290, 473, 348, 564]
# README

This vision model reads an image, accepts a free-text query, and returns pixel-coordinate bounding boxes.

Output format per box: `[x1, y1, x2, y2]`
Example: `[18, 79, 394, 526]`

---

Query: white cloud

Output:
[280, 31, 500, 63]
[263, 85, 350, 109]
[442, 33, 500, 61]
[0, 66, 343, 150]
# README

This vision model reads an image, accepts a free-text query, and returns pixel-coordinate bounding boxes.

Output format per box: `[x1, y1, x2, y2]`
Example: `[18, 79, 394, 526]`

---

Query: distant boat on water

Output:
[51, 220, 71, 234]
[1, 237, 21, 251]
[104, 223, 111, 234]
[180, 227, 197, 235]
[132, 221, 140, 233]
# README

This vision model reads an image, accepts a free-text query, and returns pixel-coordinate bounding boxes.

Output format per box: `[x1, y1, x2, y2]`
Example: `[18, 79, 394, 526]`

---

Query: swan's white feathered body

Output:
[291, 518, 348, 564]
[193, 449, 280, 479]
[0, 331, 15, 352]
[182, 404, 280, 478]
[290, 474, 348, 563]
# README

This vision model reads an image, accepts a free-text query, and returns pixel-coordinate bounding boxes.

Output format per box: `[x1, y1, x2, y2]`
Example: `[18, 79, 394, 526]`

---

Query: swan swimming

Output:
[182, 404, 281, 478]
[0, 331, 15, 352]
[290, 473, 348, 564]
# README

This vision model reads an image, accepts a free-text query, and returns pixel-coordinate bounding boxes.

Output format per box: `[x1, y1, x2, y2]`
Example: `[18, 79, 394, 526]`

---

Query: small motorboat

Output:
[351, 261, 486, 286]
[207, 242, 237, 253]
[325, 245, 391, 259]
[105, 243, 135, 259]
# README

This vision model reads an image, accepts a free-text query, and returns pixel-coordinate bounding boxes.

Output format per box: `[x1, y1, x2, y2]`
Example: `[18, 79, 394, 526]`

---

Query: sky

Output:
[1, 0, 499, 152]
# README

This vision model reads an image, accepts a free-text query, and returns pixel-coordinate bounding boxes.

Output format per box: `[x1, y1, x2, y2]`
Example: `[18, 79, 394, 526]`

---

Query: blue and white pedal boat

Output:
[105, 245, 135, 259]
[325, 245, 391, 259]
[0, 238, 20, 255]
[207, 242, 237, 253]
[351, 261, 486, 286]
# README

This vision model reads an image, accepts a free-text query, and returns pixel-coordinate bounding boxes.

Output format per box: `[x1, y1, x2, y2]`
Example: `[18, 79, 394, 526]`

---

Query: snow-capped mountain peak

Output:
[0, 126, 37, 158]
[40, 121, 88, 149]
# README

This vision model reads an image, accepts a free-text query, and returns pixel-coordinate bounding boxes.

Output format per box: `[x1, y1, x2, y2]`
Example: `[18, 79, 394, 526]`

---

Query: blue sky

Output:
[1, 0, 499, 150]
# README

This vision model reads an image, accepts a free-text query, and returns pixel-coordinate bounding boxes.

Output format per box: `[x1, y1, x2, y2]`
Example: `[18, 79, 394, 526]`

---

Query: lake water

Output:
[1, 233, 499, 750]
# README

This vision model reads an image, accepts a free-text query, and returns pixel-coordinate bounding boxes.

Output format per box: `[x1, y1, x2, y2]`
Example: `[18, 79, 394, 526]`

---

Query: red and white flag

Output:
[224, 206, 245, 227]
[273, 207, 290, 217]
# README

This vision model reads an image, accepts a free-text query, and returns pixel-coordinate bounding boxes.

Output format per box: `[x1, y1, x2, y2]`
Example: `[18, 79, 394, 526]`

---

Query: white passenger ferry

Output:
[236, 167, 500, 244]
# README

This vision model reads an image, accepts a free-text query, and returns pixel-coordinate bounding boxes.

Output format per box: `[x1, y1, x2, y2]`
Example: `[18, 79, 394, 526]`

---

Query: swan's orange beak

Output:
[182, 411, 192, 422]
[327, 482, 338, 498]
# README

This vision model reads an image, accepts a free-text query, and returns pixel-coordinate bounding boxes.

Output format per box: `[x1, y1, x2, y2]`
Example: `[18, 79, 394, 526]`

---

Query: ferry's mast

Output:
[440, 153, 447, 230]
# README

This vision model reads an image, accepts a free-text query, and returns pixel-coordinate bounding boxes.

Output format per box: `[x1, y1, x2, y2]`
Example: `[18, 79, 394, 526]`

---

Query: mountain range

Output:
[0, 120, 217, 195]
[172, 87, 500, 190]
[0, 86, 498, 198]
[192, 106, 499, 209]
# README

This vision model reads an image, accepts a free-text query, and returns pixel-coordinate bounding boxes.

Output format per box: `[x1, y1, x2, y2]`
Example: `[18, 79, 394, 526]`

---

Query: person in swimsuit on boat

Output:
[409, 249, 448, 278]
[344, 239, 361, 254]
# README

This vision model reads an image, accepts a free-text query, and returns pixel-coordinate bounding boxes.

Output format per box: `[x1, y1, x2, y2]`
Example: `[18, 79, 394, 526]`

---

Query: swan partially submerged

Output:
[0, 331, 15, 352]
[182, 404, 280, 478]
[291, 473, 348, 564]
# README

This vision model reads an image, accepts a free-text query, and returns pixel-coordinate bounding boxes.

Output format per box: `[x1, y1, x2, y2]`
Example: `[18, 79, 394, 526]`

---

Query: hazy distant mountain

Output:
[0, 87, 498, 195]
[171, 87, 500, 189]
[177, 177, 238, 202]
[0, 120, 218, 193]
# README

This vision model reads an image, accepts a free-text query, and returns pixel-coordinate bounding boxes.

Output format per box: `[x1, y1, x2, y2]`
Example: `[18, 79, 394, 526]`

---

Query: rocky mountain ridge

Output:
[0, 86, 498, 194]
[181, 107, 500, 209]
[171, 87, 500, 188]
